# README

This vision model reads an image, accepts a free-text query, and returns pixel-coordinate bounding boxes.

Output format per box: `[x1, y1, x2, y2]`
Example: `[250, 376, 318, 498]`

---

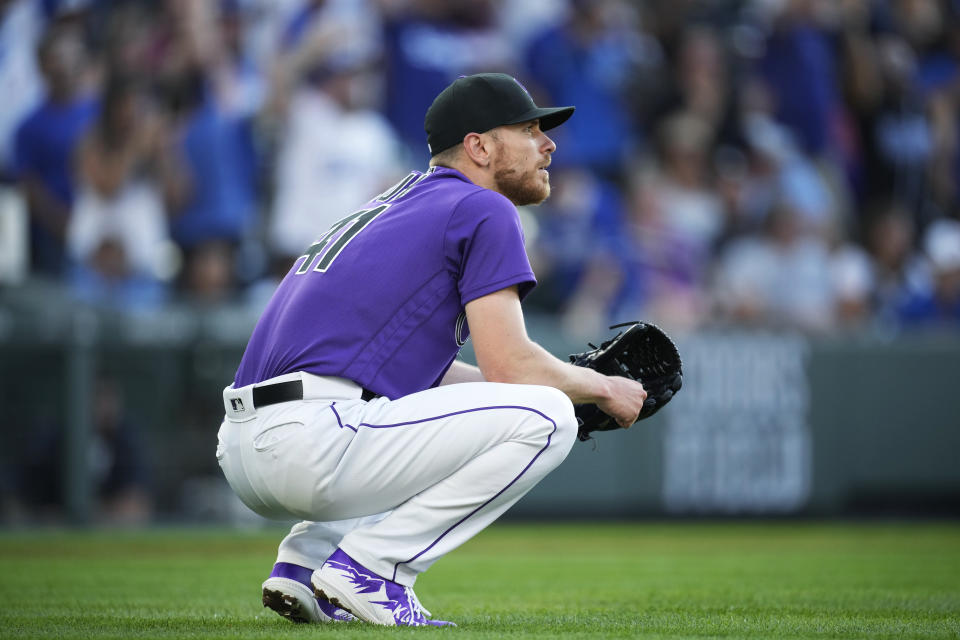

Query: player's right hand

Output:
[596, 376, 647, 429]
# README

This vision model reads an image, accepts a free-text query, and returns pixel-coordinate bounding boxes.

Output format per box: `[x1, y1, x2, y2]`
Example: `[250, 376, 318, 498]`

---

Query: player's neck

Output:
[433, 159, 497, 194]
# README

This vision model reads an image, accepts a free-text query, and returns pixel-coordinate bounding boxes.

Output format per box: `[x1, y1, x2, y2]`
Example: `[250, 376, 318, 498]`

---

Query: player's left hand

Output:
[569, 321, 683, 441]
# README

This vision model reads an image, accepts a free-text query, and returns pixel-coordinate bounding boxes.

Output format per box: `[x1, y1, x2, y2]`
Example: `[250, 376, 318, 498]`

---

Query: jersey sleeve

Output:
[445, 189, 537, 306]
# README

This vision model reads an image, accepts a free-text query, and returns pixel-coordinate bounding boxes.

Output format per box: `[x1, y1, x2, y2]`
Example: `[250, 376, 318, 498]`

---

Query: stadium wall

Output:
[1, 307, 957, 523]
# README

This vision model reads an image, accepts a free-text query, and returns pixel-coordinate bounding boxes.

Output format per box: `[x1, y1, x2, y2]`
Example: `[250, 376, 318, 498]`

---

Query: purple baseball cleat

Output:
[261, 562, 356, 623]
[310, 549, 456, 627]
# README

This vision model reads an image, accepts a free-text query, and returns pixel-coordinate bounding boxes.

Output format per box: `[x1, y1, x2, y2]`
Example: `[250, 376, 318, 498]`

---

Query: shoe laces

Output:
[404, 586, 432, 619]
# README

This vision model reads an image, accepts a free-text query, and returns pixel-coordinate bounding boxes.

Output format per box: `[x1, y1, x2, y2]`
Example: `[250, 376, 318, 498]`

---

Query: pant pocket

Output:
[253, 421, 305, 452]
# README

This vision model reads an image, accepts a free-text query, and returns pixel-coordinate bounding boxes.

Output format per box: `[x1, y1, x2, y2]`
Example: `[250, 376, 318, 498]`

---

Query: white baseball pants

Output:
[216, 371, 578, 585]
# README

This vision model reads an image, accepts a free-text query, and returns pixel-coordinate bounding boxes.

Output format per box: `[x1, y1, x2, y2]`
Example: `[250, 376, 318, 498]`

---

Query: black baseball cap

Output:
[424, 73, 575, 156]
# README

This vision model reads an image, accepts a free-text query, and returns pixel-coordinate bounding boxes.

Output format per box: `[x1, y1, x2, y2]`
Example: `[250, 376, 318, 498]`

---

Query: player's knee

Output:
[548, 389, 578, 457]
[522, 386, 577, 457]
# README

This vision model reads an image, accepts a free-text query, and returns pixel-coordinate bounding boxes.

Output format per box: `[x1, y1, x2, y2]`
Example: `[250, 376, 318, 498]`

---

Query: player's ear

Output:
[462, 132, 492, 168]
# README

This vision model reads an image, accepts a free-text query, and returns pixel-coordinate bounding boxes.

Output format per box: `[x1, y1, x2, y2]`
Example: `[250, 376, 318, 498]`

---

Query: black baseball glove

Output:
[569, 321, 683, 441]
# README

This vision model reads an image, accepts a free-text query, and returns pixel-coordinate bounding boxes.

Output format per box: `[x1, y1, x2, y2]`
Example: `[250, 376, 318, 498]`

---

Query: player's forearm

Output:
[481, 339, 613, 405]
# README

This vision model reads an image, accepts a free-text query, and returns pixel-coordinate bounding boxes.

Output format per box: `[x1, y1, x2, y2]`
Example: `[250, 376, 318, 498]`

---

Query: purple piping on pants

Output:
[329, 403, 358, 432]
[324, 402, 560, 581]
[345, 404, 557, 582]
[332, 404, 557, 432]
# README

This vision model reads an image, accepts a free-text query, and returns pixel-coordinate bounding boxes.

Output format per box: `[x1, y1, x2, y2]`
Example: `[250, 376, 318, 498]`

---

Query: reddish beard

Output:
[492, 147, 551, 206]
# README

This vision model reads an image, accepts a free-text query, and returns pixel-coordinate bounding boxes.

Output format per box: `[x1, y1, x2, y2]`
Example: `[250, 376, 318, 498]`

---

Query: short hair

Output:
[429, 144, 463, 168]
[428, 129, 503, 168]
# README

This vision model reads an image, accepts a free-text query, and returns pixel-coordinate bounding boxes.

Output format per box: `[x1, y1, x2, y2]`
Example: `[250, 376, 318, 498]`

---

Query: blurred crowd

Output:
[1, 0, 959, 336]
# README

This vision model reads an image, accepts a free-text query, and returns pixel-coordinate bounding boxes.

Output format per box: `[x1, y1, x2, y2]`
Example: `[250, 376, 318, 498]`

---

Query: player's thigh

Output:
[223, 399, 356, 520]
[320, 382, 575, 515]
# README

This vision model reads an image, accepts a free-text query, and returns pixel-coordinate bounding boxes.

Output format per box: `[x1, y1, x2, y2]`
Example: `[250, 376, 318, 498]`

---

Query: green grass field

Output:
[1, 522, 958, 639]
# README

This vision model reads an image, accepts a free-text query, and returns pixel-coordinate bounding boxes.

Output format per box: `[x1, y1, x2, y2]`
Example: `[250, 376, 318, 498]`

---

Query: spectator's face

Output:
[40, 31, 86, 95]
[768, 207, 803, 246]
[489, 120, 556, 206]
[869, 213, 913, 268]
[878, 36, 916, 92]
[894, 0, 944, 48]
[105, 90, 140, 133]
[323, 69, 376, 111]
[185, 242, 234, 302]
[91, 239, 130, 280]
[680, 28, 722, 80]
[659, 113, 713, 187]
[667, 146, 708, 187]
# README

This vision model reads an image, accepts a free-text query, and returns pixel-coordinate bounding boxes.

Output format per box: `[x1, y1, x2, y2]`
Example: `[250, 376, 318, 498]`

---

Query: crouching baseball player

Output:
[216, 73, 647, 627]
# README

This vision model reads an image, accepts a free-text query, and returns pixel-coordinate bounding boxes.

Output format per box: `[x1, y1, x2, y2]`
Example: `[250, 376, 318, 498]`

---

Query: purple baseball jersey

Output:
[233, 167, 537, 398]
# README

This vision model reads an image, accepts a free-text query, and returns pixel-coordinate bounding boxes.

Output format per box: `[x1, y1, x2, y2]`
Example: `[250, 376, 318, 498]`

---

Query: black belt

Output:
[251, 379, 379, 408]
